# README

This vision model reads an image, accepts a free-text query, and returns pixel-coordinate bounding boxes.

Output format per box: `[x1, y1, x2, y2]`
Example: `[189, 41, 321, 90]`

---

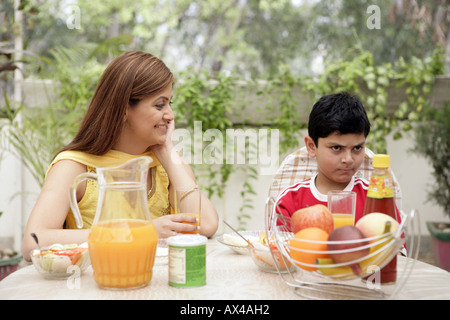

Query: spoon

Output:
[30, 233, 41, 252]
[223, 220, 254, 248]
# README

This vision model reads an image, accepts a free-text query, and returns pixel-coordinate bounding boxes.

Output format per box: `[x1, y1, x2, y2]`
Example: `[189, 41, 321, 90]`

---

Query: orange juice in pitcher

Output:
[69, 156, 159, 289]
[88, 219, 158, 289]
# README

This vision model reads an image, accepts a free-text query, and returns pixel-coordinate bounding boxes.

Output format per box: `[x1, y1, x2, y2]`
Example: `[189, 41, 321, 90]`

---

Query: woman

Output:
[22, 51, 219, 260]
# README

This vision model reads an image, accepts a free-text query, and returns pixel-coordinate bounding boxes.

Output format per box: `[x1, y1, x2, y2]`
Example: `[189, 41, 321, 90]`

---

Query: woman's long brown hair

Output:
[57, 51, 174, 156]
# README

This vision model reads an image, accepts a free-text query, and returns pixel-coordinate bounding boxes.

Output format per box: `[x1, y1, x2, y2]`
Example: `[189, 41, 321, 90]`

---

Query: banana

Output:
[315, 258, 354, 278]
[316, 221, 396, 279]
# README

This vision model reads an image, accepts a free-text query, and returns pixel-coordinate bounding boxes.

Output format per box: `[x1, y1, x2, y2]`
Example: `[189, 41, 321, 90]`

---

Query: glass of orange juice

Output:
[327, 190, 356, 229]
[175, 186, 201, 234]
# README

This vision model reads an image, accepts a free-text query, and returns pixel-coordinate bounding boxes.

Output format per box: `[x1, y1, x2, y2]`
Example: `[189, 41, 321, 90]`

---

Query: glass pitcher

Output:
[69, 156, 159, 289]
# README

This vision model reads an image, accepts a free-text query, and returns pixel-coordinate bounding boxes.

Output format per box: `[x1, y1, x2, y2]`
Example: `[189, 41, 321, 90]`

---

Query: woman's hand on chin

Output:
[151, 120, 181, 165]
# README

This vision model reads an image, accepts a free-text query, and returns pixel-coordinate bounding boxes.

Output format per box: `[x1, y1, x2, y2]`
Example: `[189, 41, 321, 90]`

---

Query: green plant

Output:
[259, 65, 304, 154]
[0, 40, 129, 187]
[2, 92, 59, 186]
[301, 46, 445, 153]
[410, 103, 450, 218]
[173, 71, 258, 228]
[1, 60, 104, 186]
[173, 71, 235, 197]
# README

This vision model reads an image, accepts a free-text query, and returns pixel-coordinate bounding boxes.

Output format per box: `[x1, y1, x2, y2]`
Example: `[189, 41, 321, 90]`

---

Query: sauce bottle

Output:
[363, 154, 397, 284]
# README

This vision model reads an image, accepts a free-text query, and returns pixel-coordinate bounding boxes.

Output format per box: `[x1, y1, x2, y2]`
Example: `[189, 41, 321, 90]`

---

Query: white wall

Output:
[0, 152, 21, 244]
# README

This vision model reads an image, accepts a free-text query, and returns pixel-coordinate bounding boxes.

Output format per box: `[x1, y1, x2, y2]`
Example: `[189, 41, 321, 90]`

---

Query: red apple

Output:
[291, 204, 334, 234]
[327, 226, 370, 276]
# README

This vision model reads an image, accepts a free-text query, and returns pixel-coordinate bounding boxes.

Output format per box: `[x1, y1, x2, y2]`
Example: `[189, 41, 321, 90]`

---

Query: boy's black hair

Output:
[308, 92, 371, 146]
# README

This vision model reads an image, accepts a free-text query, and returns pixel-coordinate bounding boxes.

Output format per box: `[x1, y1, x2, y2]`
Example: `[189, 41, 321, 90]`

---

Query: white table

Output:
[1, 238, 449, 300]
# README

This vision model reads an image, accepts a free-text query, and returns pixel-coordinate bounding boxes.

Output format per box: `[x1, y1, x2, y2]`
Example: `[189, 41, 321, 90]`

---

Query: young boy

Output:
[275, 92, 371, 224]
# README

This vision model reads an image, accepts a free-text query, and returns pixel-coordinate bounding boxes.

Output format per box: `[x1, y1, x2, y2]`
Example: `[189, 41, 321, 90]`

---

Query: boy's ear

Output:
[304, 136, 317, 158]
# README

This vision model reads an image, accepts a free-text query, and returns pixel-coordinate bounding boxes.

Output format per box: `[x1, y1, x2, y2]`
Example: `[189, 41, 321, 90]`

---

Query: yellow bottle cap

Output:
[372, 154, 390, 168]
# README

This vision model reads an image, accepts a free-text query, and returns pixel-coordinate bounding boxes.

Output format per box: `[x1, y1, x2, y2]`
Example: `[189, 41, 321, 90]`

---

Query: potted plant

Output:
[0, 211, 23, 280]
[411, 103, 450, 272]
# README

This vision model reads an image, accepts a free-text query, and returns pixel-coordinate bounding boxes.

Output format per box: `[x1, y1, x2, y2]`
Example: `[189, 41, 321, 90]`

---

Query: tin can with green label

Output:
[168, 234, 207, 287]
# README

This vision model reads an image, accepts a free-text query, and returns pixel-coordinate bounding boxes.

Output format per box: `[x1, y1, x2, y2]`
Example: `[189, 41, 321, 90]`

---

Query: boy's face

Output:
[305, 131, 366, 192]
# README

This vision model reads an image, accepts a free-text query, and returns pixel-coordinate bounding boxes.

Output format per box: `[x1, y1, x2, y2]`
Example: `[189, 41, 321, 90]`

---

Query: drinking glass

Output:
[327, 190, 356, 229]
[175, 186, 201, 234]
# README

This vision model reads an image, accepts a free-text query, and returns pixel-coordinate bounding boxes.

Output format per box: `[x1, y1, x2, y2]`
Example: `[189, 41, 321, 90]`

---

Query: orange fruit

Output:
[289, 227, 330, 271]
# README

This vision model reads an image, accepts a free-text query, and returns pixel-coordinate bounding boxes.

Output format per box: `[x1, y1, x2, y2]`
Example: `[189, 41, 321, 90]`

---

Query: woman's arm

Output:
[21, 160, 90, 261]
[151, 121, 219, 238]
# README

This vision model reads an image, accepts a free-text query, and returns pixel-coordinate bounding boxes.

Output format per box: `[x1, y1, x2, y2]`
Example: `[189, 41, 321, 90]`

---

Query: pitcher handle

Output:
[69, 172, 97, 229]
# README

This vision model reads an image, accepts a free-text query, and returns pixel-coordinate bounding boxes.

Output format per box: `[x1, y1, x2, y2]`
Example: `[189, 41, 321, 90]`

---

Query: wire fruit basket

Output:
[264, 198, 420, 300]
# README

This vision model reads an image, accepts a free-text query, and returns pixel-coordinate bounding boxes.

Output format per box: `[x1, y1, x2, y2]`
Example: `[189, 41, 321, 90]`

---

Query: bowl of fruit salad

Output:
[30, 243, 90, 279]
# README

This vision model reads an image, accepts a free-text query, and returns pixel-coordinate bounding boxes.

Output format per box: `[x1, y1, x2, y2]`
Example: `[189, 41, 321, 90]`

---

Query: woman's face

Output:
[119, 85, 174, 153]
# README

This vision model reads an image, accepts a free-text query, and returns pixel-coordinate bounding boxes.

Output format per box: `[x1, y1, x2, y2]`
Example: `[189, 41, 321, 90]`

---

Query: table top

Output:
[1, 237, 449, 300]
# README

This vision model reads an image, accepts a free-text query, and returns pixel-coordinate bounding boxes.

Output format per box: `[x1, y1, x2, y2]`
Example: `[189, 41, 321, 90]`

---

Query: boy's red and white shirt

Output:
[274, 174, 369, 224]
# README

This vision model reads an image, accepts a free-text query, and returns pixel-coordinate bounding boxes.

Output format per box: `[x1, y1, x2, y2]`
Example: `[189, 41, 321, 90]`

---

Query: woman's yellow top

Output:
[47, 149, 172, 229]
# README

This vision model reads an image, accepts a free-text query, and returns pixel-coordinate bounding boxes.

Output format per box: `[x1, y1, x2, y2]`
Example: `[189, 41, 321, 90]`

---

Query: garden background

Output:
[0, 1, 449, 265]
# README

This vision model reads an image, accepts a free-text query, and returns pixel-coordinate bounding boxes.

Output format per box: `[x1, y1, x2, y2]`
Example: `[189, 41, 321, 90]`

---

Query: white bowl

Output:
[217, 231, 261, 255]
